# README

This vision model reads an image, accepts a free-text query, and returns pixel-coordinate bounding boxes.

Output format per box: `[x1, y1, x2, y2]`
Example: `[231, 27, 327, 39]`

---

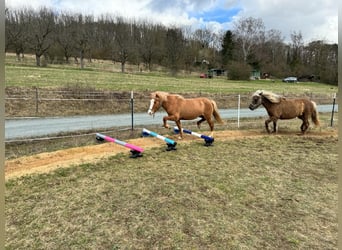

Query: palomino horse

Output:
[249, 90, 320, 133]
[147, 91, 224, 139]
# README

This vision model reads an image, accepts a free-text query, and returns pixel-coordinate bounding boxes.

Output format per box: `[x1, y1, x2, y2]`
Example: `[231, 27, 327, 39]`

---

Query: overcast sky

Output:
[6, 0, 337, 44]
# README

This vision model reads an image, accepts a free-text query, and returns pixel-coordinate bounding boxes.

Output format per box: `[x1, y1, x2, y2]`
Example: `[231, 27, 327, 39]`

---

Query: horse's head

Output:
[249, 90, 263, 110]
[147, 92, 163, 116]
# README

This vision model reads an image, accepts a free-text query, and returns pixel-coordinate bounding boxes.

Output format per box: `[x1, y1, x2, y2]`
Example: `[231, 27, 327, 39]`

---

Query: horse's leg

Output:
[175, 120, 183, 139]
[298, 115, 309, 134]
[273, 121, 277, 133]
[162, 116, 170, 129]
[301, 119, 310, 134]
[163, 114, 179, 129]
[265, 117, 278, 133]
[197, 116, 206, 129]
[206, 117, 214, 137]
[265, 118, 272, 133]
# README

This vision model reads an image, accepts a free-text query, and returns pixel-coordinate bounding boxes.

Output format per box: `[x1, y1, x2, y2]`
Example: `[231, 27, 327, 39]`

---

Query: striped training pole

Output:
[173, 127, 214, 146]
[96, 133, 143, 158]
[142, 128, 177, 151]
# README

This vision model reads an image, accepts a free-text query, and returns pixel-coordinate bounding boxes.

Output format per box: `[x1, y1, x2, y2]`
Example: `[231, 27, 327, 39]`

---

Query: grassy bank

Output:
[6, 135, 337, 249]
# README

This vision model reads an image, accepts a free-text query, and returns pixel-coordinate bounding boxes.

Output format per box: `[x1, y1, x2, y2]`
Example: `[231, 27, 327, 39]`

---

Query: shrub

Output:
[227, 62, 252, 80]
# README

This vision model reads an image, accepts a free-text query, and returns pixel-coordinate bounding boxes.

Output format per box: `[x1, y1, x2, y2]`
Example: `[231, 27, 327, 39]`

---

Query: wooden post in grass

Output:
[330, 93, 336, 127]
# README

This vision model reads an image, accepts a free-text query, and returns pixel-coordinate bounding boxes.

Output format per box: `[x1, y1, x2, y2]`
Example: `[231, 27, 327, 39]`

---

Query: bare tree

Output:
[26, 7, 56, 66]
[192, 28, 215, 48]
[288, 31, 304, 73]
[55, 12, 78, 63]
[135, 22, 164, 71]
[5, 8, 29, 60]
[233, 17, 265, 63]
[165, 27, 185, 76]
[305, 41, 337, 84]
[72, 14, 94, 69]
[111, 18, 133, 73]
[265, 29, 284, 65]
[258, 29, 286, 76]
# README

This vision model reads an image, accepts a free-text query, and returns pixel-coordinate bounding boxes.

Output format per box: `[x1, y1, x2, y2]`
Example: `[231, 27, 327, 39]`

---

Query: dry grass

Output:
[5, 135, 337, 249]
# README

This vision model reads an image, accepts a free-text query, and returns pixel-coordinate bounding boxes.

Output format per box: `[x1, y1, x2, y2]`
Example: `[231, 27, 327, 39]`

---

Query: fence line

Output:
[5, 91, 338, 103]
[5, 90, 338, 114]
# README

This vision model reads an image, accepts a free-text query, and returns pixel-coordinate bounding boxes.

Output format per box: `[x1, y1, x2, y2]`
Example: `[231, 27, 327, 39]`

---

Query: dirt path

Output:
[5, 129, 337, 180]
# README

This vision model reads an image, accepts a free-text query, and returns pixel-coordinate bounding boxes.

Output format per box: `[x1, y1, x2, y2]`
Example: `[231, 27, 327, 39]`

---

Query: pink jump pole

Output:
[96, 133, 143, 158]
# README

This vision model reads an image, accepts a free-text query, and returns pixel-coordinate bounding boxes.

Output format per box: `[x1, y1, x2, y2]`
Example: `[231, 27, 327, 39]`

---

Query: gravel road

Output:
[5, 105, 337, 140]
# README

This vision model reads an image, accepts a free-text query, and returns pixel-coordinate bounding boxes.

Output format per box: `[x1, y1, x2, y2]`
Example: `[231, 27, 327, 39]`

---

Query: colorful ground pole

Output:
[96, 133, 143, 158]
[142, 128, 177, 151]
[173, 127, 214, 146]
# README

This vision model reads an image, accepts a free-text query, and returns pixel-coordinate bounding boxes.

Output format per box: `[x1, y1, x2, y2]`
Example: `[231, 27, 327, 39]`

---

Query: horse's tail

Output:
[311, 101, 320, 127]
[211, 100, 224, 124]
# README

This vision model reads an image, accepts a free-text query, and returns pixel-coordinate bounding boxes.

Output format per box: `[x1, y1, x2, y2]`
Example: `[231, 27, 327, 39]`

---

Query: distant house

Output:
[250, 69, 261, 80]
[208, 69, 225, 78]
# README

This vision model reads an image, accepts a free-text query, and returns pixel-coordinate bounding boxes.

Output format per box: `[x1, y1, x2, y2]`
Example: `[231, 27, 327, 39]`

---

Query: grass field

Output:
[6, 64, 337, 94]
[5, 53, 338, 95]
[5, 54, 338, 249]
[5, 54, 338, 118]
[6, 135, 337, 249]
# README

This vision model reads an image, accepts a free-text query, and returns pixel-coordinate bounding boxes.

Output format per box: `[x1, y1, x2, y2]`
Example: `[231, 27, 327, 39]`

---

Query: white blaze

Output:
[148, 99, 155, 115]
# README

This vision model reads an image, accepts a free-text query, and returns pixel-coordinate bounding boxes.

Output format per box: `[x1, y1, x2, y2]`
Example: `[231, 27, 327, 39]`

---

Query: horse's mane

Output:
[151, 91, 183, 101]
[253, 90, 283, 103]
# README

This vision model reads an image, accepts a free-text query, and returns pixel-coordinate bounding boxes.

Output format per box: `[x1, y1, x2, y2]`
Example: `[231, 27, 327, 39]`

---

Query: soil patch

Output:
[5, 129, 337, 180]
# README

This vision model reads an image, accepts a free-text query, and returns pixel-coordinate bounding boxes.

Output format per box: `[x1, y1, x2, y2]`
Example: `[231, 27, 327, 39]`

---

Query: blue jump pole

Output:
[142, 128, 177, 151]
[173, 127, 214, 146]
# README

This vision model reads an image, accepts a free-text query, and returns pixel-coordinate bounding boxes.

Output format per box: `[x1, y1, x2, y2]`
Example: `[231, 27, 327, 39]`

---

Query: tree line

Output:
[5, 7, 337, 84]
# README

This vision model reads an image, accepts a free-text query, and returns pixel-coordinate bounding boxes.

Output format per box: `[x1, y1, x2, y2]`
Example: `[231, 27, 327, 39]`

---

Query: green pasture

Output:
[6, 135, 337, 249]
[5, 54, 338, 95]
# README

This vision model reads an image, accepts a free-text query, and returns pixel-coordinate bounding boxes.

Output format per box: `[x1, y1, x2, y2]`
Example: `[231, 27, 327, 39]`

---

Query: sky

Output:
[6, 0, 338, 44]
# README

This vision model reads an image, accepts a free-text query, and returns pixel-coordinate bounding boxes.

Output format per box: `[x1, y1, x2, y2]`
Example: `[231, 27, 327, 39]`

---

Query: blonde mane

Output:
[253, 90, 283, 103]
[151, 91, 183, 102]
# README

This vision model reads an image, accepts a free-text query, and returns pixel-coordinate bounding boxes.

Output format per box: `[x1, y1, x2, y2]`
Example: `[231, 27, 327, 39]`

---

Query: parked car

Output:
[282, 77, 298, 83]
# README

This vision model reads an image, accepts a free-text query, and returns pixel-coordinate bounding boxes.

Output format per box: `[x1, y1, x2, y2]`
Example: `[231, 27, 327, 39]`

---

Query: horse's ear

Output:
[150, 92, 156, 99]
